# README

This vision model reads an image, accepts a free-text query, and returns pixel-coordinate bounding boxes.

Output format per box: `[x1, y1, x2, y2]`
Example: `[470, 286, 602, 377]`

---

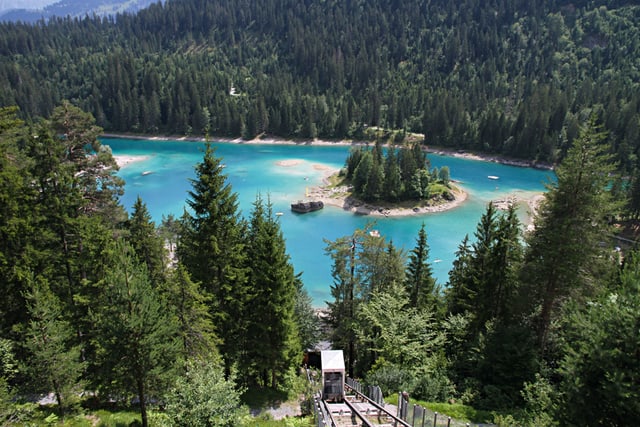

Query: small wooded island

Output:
[306, 141, 465, 216]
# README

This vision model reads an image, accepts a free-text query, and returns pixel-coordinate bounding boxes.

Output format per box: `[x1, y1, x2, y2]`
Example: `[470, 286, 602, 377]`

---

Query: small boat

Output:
[141, 171, 153, 176]
[433, 259, 442, 263]
[291, 200, 324, 213]
[275, 212, 284, 216]
[488, 175, 499, 180]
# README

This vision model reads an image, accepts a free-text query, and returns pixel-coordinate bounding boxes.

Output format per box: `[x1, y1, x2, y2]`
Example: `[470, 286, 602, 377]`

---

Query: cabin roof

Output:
[321, 350, 345, 372]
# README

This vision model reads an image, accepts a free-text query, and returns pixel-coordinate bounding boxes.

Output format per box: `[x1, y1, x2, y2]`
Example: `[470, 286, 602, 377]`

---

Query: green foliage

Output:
[554, 250, 640, 425]
[243, 195, 299, 389]
[0, 0, 639, 174]
[92, 240, 180, 427]
[345, 144, 447, 204]
[23, 278, 85, 413]
[126, 196, 166, 287]
[356, 282, 442, 370]
[0, 339, 17, 425]
[404, 223, 438, 311]
[520, 116, 622, 354]
[163, 358, 247, 427]
[387, 393, 497, 424]
[178, 143, 249, 373]
[161, 264, 218, 360]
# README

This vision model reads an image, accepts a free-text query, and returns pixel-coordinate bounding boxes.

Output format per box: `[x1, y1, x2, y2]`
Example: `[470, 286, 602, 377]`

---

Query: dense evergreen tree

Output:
[0, 107, 34, 336]
[127, 196, 166, 287]
[162, 264, 218, 360]
[345, 143, 446, 204]
[177, 143, 249, 371]
[0, 0, 639, 179]
[243, 194, 299, 388]
[555, 250, 640, 424]
[519, 116, 622, 355]
[404, 223, 438, 311]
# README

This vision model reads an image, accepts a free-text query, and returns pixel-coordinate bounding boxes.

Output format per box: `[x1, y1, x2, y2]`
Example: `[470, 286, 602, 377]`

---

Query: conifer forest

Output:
[1, 0, 640, 425]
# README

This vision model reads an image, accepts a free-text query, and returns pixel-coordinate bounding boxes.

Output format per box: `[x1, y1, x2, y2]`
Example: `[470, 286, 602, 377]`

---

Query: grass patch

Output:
[248, 417, 314, 427]
[386, 393, 496, 424]
[92, 409, 141, 426]
[8, 405, 142, 427]
[425, 402, 495, 423]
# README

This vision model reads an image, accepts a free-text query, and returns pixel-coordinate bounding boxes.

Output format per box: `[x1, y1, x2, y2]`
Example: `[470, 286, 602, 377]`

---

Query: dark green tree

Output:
[127, 196, 166, 287]
[244, 194, 299, 388]
[556, 250, 640, 424]
[352, 151, 373, 195]
[324, 229, 366, 378]
[383, 146, 402, 202]
[0, 107, 34, 336]
[178, 143, 248, 370]
[404, 223, 438, 311]
[520, 116, 622, 354]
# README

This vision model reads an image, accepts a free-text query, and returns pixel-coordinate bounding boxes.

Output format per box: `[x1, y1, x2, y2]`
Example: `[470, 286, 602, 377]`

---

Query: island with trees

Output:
[306, 140, 465, 216]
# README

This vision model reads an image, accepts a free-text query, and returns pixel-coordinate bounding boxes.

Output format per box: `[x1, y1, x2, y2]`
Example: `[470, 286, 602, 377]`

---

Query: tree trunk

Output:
[137, 378, 148, 427]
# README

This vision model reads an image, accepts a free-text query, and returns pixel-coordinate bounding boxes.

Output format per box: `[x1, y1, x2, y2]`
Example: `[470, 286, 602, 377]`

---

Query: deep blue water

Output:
[103, 138, 555, 306]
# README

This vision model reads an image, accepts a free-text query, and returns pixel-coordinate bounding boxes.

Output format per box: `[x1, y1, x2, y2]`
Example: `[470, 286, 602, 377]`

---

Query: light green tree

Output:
[24, 278, 84, 413]
[163, 358, 247, 427]
[92, 241, 179, 427]
[162, 264, 218, 360]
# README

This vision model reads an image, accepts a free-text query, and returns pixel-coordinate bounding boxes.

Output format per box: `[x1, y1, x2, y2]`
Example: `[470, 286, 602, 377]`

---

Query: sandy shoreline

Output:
[105, 133, 548, 218]
[102, 132, 554, 170]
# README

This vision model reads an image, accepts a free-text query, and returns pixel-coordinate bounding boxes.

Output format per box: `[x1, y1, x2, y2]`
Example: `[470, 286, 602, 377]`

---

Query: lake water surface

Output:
[103, 137, 555, 306]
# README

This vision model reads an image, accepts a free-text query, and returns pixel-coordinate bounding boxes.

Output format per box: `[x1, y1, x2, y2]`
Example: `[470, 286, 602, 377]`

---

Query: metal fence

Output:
[346, 377, 384, 406]
[398, 392, 492, 427]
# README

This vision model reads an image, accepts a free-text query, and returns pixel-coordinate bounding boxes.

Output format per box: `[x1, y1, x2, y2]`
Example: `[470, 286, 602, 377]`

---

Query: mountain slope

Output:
[0, 0, 159, 22]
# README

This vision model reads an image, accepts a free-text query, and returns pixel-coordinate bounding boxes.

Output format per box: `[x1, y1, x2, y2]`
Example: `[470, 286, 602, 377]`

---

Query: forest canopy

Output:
[0, 0, 639, 168]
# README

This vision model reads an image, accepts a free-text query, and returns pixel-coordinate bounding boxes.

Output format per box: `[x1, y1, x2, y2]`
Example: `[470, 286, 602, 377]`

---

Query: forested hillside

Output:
[0, 0, 639, 167]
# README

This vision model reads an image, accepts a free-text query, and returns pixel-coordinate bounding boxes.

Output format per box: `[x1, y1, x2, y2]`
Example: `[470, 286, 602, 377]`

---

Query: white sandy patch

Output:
[276, 159, 304, 167]
[114, 155, 150, 168]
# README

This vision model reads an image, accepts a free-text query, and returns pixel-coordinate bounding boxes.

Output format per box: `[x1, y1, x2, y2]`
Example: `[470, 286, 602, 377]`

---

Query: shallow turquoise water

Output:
[103, 138, 554, 306]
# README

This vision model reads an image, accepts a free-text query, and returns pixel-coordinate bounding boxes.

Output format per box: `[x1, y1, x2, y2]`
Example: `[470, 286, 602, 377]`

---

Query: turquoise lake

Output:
[103, 137, 555, 306]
